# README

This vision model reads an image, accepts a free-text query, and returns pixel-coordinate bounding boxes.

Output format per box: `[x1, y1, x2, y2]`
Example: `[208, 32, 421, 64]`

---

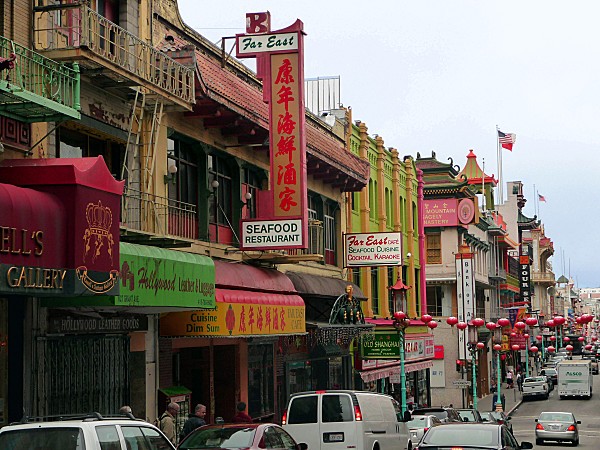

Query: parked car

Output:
[0, 413, 176, 450]
[522, 376, 550, 400]
[406, 414, 441, 444]
[540, 367, 558, 385]
[488, 411, 513, 434]
[283, 390, 412, 450]
[480, 411, 498, 424]
[456, 408, 484, 423]
[178, 423, 307, 450]
[535, 411, 580, 446]
[411, 407, 462, 423]
[415, 423, 533, 449]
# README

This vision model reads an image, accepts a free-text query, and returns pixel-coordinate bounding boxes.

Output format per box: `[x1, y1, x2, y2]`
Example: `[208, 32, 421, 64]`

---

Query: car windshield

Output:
[524, 376, 546, 383]
[458, 410, 476, 421]
[0, 427, 84, 450]
[179, 427, 256, 449]
[423, 426, 496, 447]
[539, 413, 574, 422]
[413, 410, 447, 420]
[543, 369, 557, 375]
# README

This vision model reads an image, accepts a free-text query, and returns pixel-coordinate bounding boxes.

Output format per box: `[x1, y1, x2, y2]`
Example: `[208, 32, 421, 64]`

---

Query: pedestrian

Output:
[232, 401, 252, 423]
[157, 402, 180, 445]
[119, 405, 133, 416]
[506, 370, 514, 389]
[516, 372, 523, 392]
[181, 404, 207, 440]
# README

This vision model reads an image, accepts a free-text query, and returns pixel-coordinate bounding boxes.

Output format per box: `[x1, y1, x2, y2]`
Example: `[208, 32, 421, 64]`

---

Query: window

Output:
[168, 137, 199, 205]
[122, 425, 174, 450]
[371, 267, 379, 315]
[387, 267, 395, 314]
[208, 154, 233, 226]
[324, 202, 337, 265]
[426, 233, 442, 264]
[352, 268, 361, 288]
[248, 344, 274, 419]
[96, 425, 121, 450]
[287, 395, 318, 424]
[426, 286, 443, 317]
[322, 394, 353, 423]
[0, 428, 84, 450]
[242, 168, 260, 219]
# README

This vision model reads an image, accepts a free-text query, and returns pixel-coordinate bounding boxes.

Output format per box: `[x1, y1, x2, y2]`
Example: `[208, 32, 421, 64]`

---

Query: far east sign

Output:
[343, 232, 403, 267]
[237, 14, 308, 251]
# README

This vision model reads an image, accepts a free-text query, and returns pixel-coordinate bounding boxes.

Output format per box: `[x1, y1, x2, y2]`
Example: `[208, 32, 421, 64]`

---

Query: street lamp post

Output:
[393, 311, 410, 415]
[494, 318, 510, 411]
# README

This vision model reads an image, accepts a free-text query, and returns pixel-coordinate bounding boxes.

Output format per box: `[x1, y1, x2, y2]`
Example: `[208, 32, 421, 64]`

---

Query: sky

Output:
[177, 1, 600, 287]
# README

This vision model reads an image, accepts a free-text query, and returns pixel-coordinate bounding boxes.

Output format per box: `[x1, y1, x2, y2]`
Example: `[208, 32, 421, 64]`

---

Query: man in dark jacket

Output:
[181, 404, 207, 440]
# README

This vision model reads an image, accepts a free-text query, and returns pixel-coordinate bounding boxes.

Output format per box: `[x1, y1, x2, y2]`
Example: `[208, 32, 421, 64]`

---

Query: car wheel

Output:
[536, 438, 543, 445]
[573, 437, 579, 446]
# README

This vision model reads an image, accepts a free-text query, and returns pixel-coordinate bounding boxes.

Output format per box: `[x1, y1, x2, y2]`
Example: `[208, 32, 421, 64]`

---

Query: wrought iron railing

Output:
[33, 2, 194, 104]
[121, 187, 197, 240]
[531, 271, 555, 283]
[285, 219, 324, 257]
[0, 34, 80, 119]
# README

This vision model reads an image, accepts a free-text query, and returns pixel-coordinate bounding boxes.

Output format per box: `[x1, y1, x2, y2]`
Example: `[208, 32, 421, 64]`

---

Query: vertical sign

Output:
[236, 18, 308, 250]
[456, 252, 475, 360]
[520, 244, 532, 308]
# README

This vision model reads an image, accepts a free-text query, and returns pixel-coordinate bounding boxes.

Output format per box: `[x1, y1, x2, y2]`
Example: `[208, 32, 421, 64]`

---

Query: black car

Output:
[412, 407, 462, 423]
[457, 408, 484, 423]
[415, 423, 533, 450]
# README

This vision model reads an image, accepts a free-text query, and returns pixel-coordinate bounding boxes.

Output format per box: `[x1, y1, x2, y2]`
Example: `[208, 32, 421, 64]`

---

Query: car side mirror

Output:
[520, 442, 534, 449]
[505, 417, 511, 421]
[534, 419, 538, 422]
[577, 420, 581, 424]
[402, 411, 411, 422]
[297, 444, 308, 450]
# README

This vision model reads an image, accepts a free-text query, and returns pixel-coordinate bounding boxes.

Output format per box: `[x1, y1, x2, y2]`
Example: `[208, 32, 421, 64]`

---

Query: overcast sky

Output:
[178, 1, 600, 287]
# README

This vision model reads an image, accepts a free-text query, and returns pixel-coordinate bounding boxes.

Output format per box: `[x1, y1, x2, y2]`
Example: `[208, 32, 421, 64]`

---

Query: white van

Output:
[282, 390, 413, 450]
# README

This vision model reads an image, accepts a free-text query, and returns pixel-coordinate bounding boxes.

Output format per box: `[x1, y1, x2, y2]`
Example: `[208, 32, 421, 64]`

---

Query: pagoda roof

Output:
[458, 150, 498, 186]
[415, 151, 472, 195]
[518, 210, 540, 229]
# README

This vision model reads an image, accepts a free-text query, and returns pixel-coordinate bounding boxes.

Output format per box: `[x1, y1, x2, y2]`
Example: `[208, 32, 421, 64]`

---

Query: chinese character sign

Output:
[455, 253, 475, 360]
[271, 53, 304, 218]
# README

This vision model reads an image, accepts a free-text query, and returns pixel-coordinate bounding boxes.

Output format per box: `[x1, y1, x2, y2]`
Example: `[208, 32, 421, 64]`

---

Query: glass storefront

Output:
[248, 343, 274, 419]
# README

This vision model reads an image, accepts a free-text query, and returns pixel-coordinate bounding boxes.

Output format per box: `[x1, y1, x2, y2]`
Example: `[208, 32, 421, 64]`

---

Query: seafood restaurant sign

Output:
[238, 13, 309, 251]
[343, 232, 403, 267]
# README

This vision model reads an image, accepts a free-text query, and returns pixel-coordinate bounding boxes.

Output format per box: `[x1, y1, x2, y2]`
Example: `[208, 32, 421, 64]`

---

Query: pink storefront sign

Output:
[423, 198, 458, 227]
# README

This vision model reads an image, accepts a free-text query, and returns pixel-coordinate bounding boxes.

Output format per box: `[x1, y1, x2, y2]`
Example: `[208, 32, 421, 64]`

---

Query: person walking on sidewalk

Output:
[516, 372, 523, 392]
[506, 370, 514, 389]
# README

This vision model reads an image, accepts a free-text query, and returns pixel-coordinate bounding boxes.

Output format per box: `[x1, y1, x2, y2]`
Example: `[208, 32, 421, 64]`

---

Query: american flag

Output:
[538, 193, 547, 202]
[497, 129, 516, 151]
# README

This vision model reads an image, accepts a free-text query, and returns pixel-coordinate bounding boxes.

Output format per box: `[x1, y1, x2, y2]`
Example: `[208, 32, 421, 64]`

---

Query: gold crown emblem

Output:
[86, 201, 113, 235]
[83, 200, 115, 264]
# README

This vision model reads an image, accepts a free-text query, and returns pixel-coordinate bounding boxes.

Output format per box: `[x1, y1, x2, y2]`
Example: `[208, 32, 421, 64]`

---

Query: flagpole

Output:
[534, 184, 537, 217]
[496, 125, 502, 204]
[482, 158, 486, 210]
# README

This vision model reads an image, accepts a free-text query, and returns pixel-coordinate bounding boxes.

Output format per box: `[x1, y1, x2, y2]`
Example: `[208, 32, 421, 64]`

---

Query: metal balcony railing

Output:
[33, 2, 194, 105]
[531, 271, 555, 283]
[285, 219, 324, 257]
[488, 267, 507, 281]
[121, 187, 197, 240]
[0, 35, 80, 122]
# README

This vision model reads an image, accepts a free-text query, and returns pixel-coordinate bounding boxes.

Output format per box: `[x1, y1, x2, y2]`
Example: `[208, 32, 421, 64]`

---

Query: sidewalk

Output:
[476, 386, 523, 415]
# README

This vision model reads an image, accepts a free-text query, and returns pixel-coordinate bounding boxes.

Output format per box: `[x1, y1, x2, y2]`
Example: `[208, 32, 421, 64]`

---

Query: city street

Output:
[504, 376, 599, 449]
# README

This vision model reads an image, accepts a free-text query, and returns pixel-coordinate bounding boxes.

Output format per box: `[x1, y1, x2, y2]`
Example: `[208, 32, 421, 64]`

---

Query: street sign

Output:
[452, 380, 472, 387]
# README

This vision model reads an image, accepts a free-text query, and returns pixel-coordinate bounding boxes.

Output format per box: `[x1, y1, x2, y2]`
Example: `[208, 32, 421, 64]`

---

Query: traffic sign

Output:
[452, 380, 472, 387]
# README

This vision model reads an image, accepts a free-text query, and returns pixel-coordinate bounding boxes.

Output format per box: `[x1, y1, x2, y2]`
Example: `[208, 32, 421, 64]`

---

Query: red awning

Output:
[216, 288, 304, 306]
[365, 318, 425, 326]
[359, 360, 434, 383]
[214, 260, 297, 293]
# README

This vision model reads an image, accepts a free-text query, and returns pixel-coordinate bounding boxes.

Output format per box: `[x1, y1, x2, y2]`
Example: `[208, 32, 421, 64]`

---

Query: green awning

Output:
[43, 242, 215, 308]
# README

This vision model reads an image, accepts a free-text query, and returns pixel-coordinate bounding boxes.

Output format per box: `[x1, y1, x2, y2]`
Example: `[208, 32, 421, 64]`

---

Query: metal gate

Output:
[34, 335, 129, 417]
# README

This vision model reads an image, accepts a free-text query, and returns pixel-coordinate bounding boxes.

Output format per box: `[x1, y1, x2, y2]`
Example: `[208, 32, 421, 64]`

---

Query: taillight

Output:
[281, 409, 287, 425]
[315, 390, 327, 394]
[497, 420, 504, 424]
[567, 425, 576, 431]
[536, 423, 545, 430]
[423, 427, 429, 433]
[354, 405, 363, 421]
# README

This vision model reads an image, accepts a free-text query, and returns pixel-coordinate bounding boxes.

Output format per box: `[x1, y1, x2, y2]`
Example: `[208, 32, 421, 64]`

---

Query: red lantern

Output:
[501, 354, 507, 361]
[476, 342, 485, 350]
[511, 344, 520, 351]
[536, 335, 543, 341]
[549, 335, 556, 342]
[520, 344, 526, 350]
[578, 336, 585, 342]
[563, 336, 570, 342]
[472, 318, 485, 328]
[566, 344, 574, 352]
[524, 333, 530, 339]
[427, 320, 438, 329]
[493, 344, 502, 351]
[554, 316, 565, 325]
[446, 316, 459, 326]
[510, 332, 517, 338]
[547, 346, 556, 353]
[546, 319, 555, 328]
[457, 321, 468, 330]
[421, 314, 433, 323]
[525, 317, 538, 326]
[497, 318, 510, 327]
[529, 346, 539, 353]
[515, 321, 526, 330]
[576, 317, 583, 324]
[486, 322, 497, 331]
[593, 337, 598, 342]
[585, 344, 593, 351]
[394, 311, 406, 321]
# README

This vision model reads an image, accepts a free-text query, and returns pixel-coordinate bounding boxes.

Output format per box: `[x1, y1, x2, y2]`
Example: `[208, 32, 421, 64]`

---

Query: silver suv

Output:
[0, 412, 175, 450]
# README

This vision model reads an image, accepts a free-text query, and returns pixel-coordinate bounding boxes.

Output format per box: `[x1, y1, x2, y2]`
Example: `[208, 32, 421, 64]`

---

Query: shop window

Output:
[426, 286, 443, 317]
[208, 154, 234, 244]
[242, 168, 261, 219]
[248, 344, 274, 419]
[324, 202, 337, 265]
[426, 233, 442, 264]
[167, 137, 199, 239]
[371, 268, 379, 316]
[287, 395, 317, 424]
[387, 267, 395, 315]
